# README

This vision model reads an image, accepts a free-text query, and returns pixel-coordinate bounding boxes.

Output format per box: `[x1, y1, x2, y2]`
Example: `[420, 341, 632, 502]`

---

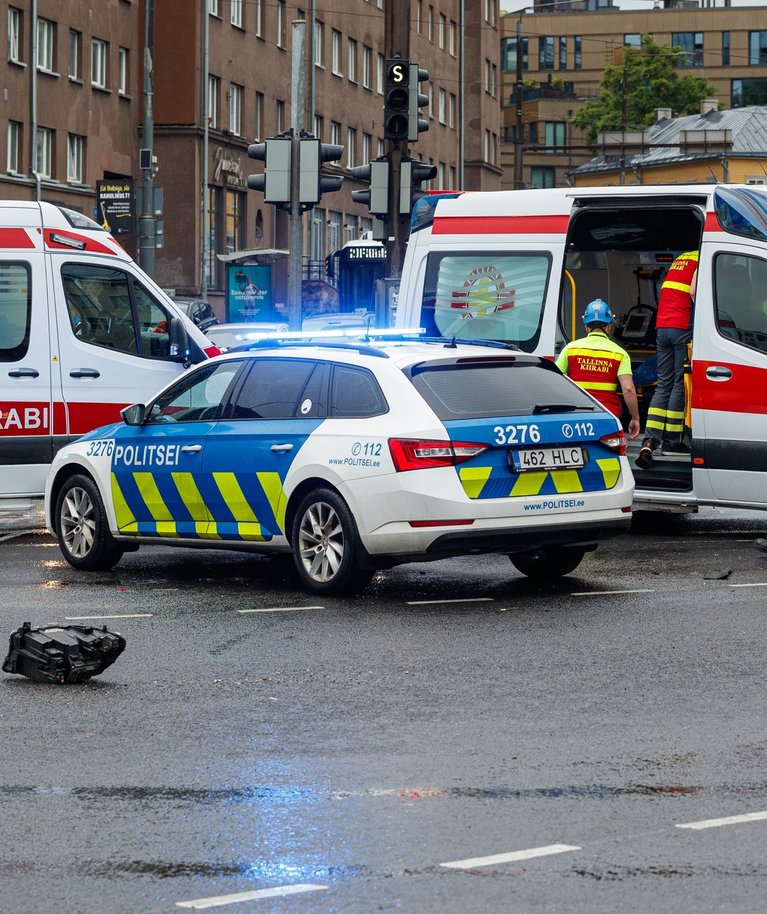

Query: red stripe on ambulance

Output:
[692, 361, 767, 414]
[67, 401, 131, 435]
[0, 228, 35, 248]
[704, 212, 723, 232]
[432, 215, 570, 235]
[0, 402, 50, 434]
[43, 229, 119, 255]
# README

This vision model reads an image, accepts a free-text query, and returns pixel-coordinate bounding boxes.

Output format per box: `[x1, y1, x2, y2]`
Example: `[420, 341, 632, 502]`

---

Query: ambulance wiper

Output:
[531, 403, 598, 414]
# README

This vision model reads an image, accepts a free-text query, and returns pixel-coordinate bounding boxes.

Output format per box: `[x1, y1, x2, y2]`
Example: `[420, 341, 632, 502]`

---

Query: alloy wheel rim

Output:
[298, 501, 344, 583]
[60, 486, 96, 559]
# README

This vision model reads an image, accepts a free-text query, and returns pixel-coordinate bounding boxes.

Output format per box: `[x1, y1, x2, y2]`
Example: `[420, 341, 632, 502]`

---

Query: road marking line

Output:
[676, 811, 767, 830]
[64, 613, 154, 620]
[728, 582, 767, 588]
[176, 884, 328, 909]
[406, 597, 494, 606]
[440, 843, 580, 869]
[570, 589, 655, 596]
[237, 605, 324, 613]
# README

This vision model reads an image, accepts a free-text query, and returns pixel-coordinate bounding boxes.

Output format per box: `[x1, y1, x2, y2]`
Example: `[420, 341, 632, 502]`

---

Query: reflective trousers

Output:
[646, 327, 691, 447]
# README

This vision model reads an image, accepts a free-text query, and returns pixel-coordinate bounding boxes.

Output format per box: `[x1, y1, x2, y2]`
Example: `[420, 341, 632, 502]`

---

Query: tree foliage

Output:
[571, 35, 717, 147]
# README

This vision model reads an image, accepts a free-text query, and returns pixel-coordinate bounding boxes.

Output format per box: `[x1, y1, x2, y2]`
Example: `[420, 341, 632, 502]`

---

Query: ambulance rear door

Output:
[692, 186, 767, 508]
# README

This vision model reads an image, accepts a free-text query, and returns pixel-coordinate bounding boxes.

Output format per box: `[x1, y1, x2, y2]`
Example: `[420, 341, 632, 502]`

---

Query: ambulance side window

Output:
[147, 361, 243, 423]
[714, 253, 767, 356]
[0, 263, 31, 362]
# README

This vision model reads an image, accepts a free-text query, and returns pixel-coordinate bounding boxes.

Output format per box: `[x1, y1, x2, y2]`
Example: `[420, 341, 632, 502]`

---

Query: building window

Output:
[484, 0, 495, 26]
[438, 13, 446, 49]
[624, 33, 642, 49]
[35, 127, 53, 178]
[67, 134, 84, 183]
[544, 121, 566, 154]
[37, 18, 55, 72]
[327, 211, 341, 253]
[574, 35, 582, 70]
[8, 8, 23, 63]
[750, 31, 767, 66]
[255, 92, 264, 140]
[376, 138, 384, 157]
[208, 0, 220, 15]
[539, 36, 554, 70]
[438, 87, 446, 124]
[255, 0, 263, 37]
[531, 166, 556, 188]
[672, 32, 703, 67]
[277, 0, 286, 48]
[205, 187, 219, 287]
[314, 20, 323, 66]
[313, 114, 323, 139]
[449, 21, 456, 57]
[722, 31, 730, 67]
[68, 30, 82, 80]
[332, 30, 342, 75]
[448, 93, 456, 128]
[732, 78, 767, 107]
[416, 0, 422, 35]
[347, 127, 356, 168]
[229, 83, 243, 135]
[448, 165, 456, 188]
[225, 190, 242, 254]
[7, 121, 22, 173]
[208, 74, 220, 127]
[118, 47, 129, 95]
[427, 5, 433, 42]
[91, 39, 108, 88]
[362, 132, 371, 165]
[231, 0, 242, 27]
[484, 129, 497, 165]
[376, 52, 384, 94]
[330, 121, 341, 145]
[502, 36, 528, 74]
[362, 45, 372, 89]
[276, 99, 285, 133]
[558, 36, 567, 69]
[348, 38, 357, 83]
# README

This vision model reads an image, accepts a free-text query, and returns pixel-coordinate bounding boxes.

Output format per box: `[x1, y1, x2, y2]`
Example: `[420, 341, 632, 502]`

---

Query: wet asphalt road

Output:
[2, 508, 767, 914]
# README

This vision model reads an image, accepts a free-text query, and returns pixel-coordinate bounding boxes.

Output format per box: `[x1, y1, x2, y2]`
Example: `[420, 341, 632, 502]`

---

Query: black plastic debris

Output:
[2, 622, 126, 684]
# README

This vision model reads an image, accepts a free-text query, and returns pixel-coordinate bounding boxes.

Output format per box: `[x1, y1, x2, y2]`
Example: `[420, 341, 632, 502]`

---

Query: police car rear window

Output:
[409, 360, 602, 419]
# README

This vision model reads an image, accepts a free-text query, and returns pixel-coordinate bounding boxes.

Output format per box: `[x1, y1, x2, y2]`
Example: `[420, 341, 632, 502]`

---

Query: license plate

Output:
[511, 445, 585, 472]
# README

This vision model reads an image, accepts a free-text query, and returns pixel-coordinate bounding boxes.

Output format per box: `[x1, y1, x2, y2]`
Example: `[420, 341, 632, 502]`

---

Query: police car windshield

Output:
[409, 360, 602, 420]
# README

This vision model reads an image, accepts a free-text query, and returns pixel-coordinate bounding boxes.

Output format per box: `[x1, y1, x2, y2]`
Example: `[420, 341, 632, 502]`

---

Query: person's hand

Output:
[628, 418, 640, 440]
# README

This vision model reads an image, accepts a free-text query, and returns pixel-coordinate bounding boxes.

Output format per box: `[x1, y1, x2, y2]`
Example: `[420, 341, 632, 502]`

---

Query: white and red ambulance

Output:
[395, 184, 767, 512]
[0, 200, 219, 503]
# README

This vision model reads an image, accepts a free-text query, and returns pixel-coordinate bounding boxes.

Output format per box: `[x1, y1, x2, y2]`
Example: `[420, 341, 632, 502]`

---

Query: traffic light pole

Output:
[288, 20, 306, 330]
[384, 0, 410, 280]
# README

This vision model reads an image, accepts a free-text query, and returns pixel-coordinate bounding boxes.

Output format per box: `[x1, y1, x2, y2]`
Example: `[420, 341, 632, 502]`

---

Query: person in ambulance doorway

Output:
[555, 299, 641, 440]
[635, 250, 698, 470]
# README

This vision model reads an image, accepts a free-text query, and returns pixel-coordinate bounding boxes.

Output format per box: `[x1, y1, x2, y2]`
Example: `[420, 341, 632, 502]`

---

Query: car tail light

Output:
[599, 430, 627, 456]
[388, 438, 488, 471]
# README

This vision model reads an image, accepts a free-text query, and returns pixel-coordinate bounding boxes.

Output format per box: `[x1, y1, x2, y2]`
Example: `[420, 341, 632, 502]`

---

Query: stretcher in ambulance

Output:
[0, 201, 218, 502]
[395, 184, 767, 512]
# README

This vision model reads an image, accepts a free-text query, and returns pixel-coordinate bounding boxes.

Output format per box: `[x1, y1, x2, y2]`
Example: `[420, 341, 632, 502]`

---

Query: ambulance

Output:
[0, 200, 219, 504]
[395, 184, 767, 512]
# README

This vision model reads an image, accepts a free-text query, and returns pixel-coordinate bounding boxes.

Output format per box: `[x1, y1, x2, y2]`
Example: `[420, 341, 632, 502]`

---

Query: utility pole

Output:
[384, 0, 410, 279]
[288, 20, 306, 330]
[513, 15, 524, 190]
[139, 0, 156, 277]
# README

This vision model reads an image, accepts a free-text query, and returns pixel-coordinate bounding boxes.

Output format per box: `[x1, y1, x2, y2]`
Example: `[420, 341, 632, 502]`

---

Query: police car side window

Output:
[0, 263, 31, 362]
[330, 365, 387, 417]
[147, 361, 242, 423]
[229, 359, 319, 420]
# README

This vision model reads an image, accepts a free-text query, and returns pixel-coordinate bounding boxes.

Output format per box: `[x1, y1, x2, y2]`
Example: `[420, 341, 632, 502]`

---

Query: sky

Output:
[613, 0, 756, 7]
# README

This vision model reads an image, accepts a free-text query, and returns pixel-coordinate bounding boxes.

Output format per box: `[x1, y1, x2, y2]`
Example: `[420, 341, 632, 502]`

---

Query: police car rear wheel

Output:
[56, 474, 125, 571]
[509, 547, 586, 580]
[291, 488, 374, 595]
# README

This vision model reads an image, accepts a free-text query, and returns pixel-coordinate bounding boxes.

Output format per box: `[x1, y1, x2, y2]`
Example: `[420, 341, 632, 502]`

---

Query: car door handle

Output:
[69, 368, 101, 379]
[181, 444, 203, 453]
[271, 443, 294, 453]
[705, 366, 732, 381]
[8, 367, 39, 379]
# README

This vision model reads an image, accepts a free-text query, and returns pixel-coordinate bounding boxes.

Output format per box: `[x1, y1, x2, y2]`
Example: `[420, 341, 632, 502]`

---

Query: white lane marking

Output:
[64, 613, 154, 620]
[676, 810, 767, 830]
[406, 597, 494, 606]
[176, 884, 327, 909]
[728, 582, 767, 589]
[237, 605, 324, 613]
[570, 589, 655, 597]
[440, 843, 580, 869]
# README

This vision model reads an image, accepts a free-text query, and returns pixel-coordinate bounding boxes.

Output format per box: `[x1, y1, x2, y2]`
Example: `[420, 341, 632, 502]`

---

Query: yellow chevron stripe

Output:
[550, 469, 583, 494]
[172, 471, 211, 537]
[596, 458, 621, 489]
[257, 470, 287, 534]
[110, 473, 139, 534]
[511, 471, 548, 496]
[133, 472, 177, 536]
[212, 471, 266, 540]
[459, 466, 492, 499]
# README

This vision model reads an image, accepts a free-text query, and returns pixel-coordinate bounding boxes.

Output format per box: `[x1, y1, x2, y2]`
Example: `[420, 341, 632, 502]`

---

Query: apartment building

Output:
[500, 3, 767, 190]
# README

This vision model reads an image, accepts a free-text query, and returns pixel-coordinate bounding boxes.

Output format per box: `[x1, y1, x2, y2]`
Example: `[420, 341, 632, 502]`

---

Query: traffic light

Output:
[400, 156, 437, 215]
[299, 137, 344, 206]
[384, 58, 410, 142]
[247, 137, 291, 203]
[408, 64, 429, 142]
[350, 158, 389, 216]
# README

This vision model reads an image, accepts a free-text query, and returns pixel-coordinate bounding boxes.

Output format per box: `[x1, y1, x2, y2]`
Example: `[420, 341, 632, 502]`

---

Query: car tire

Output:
[291, 488, 374, 596]
[509, 546, 586, 580]
[55, 474, 125, 571]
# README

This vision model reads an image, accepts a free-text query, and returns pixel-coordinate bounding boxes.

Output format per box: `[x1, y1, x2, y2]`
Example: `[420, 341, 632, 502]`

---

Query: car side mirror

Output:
[168, 315, 190, 365]
[120, 403, 146, 426]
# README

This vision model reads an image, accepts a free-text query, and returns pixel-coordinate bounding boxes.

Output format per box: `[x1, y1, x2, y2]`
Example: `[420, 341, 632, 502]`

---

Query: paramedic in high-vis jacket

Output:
[556, 299, 641, 440]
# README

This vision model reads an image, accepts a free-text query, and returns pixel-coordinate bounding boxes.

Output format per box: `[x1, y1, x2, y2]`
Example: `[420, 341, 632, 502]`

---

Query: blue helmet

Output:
[582, 298, 614, 326]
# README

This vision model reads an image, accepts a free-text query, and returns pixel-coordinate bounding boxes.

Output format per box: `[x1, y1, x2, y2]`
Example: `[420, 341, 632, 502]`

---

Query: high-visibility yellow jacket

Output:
[556, 330, 632, 417]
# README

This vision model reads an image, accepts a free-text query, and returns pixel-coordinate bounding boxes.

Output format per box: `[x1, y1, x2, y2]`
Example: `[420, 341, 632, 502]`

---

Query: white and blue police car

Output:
[45, 333, 634, 595]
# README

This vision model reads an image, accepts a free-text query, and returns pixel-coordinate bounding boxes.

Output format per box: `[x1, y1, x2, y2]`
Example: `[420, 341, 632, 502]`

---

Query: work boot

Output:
[635, 437, 654, 470]
[661, 441, 691, 456]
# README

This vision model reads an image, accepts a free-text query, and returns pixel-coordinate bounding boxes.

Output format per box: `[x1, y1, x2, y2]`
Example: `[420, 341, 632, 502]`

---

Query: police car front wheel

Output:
[509, 546, 586, 580]
[55, 474, 125, 571]
[291, 488, 374, 596]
